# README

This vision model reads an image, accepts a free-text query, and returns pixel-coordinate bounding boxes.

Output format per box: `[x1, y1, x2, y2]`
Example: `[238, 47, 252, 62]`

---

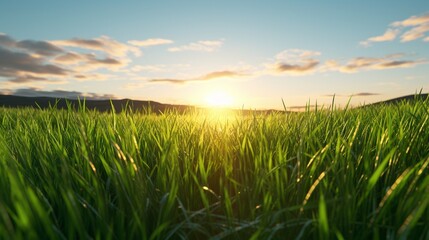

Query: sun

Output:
[205, 90, 234, 107]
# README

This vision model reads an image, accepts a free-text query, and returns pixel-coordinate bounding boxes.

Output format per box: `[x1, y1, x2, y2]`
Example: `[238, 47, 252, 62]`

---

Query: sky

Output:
[0, 0, 429, 110]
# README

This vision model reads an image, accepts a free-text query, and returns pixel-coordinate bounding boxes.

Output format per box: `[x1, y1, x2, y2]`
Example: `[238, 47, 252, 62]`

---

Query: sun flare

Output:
[205, 91, 234, 107]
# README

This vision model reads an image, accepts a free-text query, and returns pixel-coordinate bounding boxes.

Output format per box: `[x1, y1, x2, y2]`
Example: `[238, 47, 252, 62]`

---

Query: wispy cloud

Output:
[72, 73, 113, 82]
[7, 75, 61, 84]
[400, 24, 429, 42]
[0, 33, 136, 84]
[16, 40, 64, 56]
[361, 12, 429, 46]
[392, 12, 429, 27]
[130, 65, 167, 72]
[53, 52, 126, 71]
[322, 53, 426, 73]
[268, 49, 320, 75]
[0, 89, 13, 95]
[128, 38, 173, 47]
[0, 33, 15, 46]
[52, 52, 85, 63]
[360, 28, 401, 46]
[198, 71, 241, 80]
[324, 92, 380, 97]
[149, 78, 188, 84]
[276, 49, 321, 59]
[51, 36, 141, 57]
[274, 61, 319, 73]
[352, 92, 380, 96]
[0, 46, 69, 83]
[8, 88, 118, 100]
[149, 70, 242, 84]
[338, 55, 425, 73]
[0, 46, 68, 75]
[288, 105, 317, 111]
[168, 40, 223, 52]
[0, 33, 64, 56]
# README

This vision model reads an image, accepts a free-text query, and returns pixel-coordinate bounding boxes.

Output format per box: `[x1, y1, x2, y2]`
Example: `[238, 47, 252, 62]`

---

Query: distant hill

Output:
[0, 95, 195, 113]
[0, 95, 283, 115]
[364, 93, 429, 107]
[3, 94, 426, 114]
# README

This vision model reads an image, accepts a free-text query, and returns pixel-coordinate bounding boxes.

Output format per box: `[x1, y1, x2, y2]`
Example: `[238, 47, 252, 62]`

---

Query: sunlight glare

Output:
[205, 91, 234, 107]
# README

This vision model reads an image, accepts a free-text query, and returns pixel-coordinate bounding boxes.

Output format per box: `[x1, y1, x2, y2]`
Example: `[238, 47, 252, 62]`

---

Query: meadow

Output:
[0, 99, 428, 239]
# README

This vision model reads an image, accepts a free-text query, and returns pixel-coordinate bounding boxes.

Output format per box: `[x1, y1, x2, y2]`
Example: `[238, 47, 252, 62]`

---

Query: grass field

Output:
[0, 100, 428, 239]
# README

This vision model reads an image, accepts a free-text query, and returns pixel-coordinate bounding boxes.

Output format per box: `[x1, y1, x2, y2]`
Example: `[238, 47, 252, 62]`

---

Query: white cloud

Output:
[268, 49, 321, 75]
[326, 54, 426, 73]
[360, 28, 400, 46]
[276, 49, 321, 60]
[149, 70, 245, 84]
[400, 24, 429, 42]
[392, 12, 429, 27]
[53, 52, 127, 72]
[73, 73, 114, 82]
[130, 65, 166, 72]
[0, 33, 137, 84]
[128, 38, 173, 47]
[51, 36, 141, 58]
[168, 40, 223, 52]
[361, 12, 429, 46]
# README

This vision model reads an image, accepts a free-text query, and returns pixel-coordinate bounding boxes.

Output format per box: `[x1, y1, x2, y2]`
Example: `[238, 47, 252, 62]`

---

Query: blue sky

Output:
[1, 1, 428, 109]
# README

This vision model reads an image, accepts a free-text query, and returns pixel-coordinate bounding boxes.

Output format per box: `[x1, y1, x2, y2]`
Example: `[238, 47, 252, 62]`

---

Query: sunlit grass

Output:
[0, 98, 428, 239]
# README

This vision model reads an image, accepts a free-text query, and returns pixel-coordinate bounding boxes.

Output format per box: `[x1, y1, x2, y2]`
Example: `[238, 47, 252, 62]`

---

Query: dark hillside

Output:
[364, 93, 429, 107]
[0, 95, 194, 113]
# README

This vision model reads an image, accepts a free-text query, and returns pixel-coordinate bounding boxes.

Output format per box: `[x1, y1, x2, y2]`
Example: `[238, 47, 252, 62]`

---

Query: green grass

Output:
[0, 100, 428, 239]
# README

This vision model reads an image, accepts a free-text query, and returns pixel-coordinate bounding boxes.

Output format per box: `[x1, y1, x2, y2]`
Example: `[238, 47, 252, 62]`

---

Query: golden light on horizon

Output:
[204, 90, 234, 108]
